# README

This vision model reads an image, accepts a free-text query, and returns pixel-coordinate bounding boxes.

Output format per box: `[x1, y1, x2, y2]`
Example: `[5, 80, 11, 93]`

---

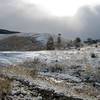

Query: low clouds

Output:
[0, 0, 100, 39]
[75, 6, 100, 38]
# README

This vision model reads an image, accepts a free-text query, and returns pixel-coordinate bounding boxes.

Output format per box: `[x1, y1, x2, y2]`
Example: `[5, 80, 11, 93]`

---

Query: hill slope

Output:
[0, 29, 53, 51]
[0, 36, 45, 51]
[0, 33, 49, 51]
[0, 29, 20, 34]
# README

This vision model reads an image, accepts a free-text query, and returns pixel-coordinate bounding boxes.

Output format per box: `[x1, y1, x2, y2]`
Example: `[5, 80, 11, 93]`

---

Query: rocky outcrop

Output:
[0, 73, 83, 100]
[8, 80, 83, 100]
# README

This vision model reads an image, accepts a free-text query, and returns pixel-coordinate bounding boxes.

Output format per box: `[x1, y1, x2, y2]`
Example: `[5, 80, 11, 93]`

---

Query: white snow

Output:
[0, 46, 100, 68]
[40, 72, 82, 82]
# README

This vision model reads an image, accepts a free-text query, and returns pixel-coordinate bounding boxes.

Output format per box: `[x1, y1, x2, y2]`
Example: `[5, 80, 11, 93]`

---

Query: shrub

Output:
[0, 78, 11, 99]
[19, 58, 40, 68]
[91, 53, 97, 58]
[94, 67, 100, 82]
[33, 57, 40, 64]
[29, 68, 37, 78]
[1, 65, 38, 79]
[50, 63, 64, 73]
[74, 85, 99, 97]
[20, 60, 39, 78]
[50, 66, 63, 73]
[81, 64, 94, 82]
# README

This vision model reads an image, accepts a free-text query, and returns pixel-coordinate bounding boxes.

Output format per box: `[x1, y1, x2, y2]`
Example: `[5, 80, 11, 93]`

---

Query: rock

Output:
[0, 73, 88, 100]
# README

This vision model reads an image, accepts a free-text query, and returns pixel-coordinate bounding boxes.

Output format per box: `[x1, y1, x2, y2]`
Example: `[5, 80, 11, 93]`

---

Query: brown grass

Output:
[1, 65, 37, 79]
[74, 84, 99, 97]
[0, 78, 11, 95]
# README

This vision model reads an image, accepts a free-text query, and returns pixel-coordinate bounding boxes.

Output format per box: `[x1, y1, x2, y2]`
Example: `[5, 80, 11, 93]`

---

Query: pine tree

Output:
[74, 37, 81, 48]
[57, 33, 61, 49]
[46, 36, 55, 50]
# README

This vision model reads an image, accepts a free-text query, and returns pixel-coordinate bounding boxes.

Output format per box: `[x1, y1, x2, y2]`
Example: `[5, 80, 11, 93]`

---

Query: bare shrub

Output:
[19, 58, 40, 68]
[94, 67, 100, 82]
[50, 66, 63, 73]
[50, 63, 64, 73]
[1, 65, 38, 79]
[74, 85, 99, 97]
[33, 57, 40, 64]
[29, 68, 37, 78]
[0, 78, 11, 99]
[81, 64, 94, 81]
[91, 53, 97, 58]
[19, 60, 39, 78]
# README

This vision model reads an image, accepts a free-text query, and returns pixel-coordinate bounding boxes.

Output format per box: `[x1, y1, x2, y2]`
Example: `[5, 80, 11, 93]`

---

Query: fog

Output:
[0, 0, 100, 39]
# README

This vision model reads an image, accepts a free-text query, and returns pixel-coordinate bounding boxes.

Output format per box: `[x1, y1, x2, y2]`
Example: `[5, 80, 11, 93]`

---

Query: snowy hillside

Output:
[0, 32, 51, 51]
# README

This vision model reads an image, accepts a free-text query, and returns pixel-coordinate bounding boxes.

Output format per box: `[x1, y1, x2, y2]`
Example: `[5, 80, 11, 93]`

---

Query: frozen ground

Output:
[0, 46, 100, 100]
[0, 46, 100, 68]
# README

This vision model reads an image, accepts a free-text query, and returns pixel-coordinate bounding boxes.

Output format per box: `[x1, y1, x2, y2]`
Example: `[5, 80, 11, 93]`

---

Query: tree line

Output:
[46, 34, 100, 50]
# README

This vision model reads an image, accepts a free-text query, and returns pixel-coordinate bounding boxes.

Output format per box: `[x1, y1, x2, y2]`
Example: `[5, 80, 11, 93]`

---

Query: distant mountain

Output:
[0, 29, 20, 34]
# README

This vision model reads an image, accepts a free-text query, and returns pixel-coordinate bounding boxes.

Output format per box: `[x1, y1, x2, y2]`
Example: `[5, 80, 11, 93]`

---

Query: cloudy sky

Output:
[0, 0, 100, 39]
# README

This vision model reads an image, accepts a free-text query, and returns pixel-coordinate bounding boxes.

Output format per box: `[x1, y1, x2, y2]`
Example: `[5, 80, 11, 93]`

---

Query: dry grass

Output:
[0, 60, 38, 80]
[1, 62, 38, 78]
[0, 78, 11, 95]
[19, 59, 40, 68]
[74, 84, 99, 98]
[1, 65, 37, 78]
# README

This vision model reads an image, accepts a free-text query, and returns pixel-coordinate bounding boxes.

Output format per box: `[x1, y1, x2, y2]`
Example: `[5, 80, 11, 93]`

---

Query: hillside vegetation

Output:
[0, 36, 44, 51]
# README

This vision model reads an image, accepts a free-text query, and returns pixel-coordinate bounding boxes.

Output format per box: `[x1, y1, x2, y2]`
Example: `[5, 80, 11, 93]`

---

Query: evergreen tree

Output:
[75, 37, 81, 43]
[74, 37, 81, 48]
[57, 33, 62, 49]
[46, 36, 55, 50]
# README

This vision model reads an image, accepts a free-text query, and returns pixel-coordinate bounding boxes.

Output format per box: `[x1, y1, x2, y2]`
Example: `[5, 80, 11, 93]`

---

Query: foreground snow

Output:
[0, 46, 100, 100]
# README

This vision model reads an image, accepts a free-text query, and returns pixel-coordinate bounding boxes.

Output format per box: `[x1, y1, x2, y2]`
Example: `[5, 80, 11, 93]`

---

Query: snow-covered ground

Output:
[0, 46, 100, 100]
[0, 46, 100, 67]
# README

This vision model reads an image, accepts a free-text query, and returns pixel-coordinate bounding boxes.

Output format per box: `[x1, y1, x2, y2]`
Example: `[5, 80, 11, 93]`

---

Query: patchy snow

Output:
[0, 46, 100, 68]
[0, 46, 100, 100]
[40, 72, 82, 83]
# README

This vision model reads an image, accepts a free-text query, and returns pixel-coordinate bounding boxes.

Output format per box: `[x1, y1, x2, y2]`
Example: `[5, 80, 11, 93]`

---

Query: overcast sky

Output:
[0, 0, 100, 39]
